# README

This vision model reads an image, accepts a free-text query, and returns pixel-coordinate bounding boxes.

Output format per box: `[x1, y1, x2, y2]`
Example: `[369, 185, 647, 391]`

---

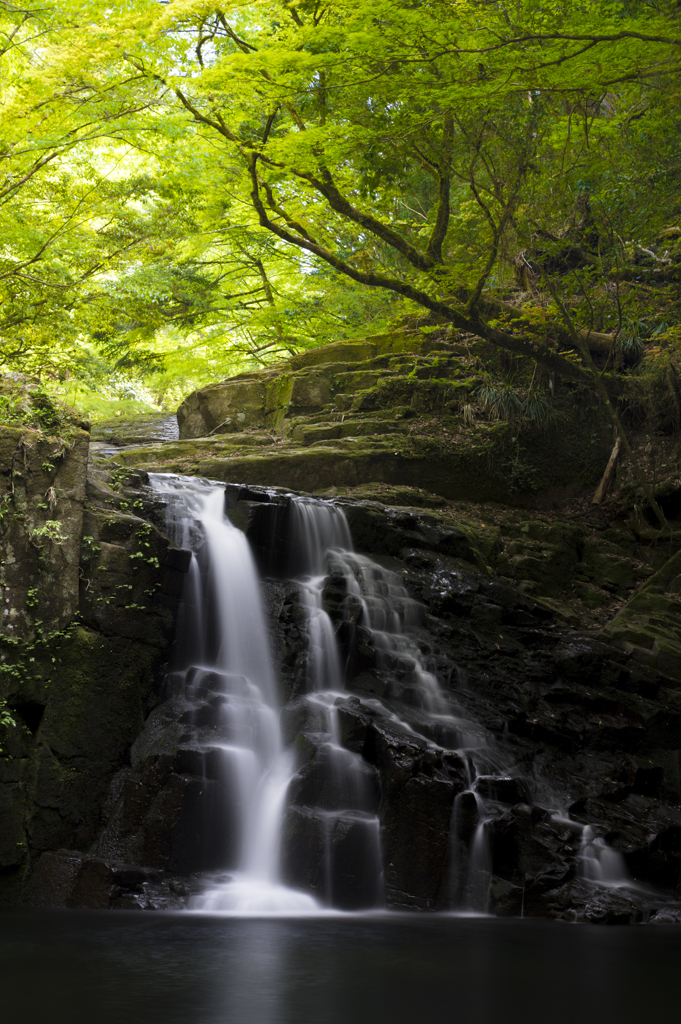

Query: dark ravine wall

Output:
[0, 426, 186, 904]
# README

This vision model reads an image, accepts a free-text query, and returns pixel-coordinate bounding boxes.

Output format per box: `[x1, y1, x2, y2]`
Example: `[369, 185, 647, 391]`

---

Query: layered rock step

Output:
[116, 329, 614, 505]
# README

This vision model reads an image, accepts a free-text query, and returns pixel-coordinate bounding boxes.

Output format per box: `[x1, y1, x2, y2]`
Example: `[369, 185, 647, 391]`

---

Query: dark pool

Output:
[2, 910, 681, 1024]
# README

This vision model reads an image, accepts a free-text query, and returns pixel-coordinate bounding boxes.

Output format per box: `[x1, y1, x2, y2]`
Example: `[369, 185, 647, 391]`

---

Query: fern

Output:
[475, 376, 557, 432]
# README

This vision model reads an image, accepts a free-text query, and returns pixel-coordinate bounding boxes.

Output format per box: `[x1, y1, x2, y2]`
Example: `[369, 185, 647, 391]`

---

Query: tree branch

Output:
[425, 112, 453, 264]
[246, 153, 600, 386]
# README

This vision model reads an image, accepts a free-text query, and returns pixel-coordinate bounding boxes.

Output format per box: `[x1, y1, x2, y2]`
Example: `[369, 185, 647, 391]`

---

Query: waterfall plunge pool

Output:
[2, 909, 681, 1024]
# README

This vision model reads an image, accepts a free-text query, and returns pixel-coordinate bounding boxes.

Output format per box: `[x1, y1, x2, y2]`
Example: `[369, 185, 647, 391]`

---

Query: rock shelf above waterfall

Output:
[114, 328, 614, 506]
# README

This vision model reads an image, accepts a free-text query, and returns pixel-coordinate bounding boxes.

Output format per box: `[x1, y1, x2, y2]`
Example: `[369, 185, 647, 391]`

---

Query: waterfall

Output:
[580, 825, 630, 884]
[149, 476, 630, 915]
[286, 498, 630, 912]
[286, 498, 497, 911]
[286, 501, 385, 908]
[150, 475, 318, 913]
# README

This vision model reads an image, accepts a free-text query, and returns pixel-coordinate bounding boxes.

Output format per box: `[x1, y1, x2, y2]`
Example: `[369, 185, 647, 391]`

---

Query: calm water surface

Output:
[2, 910, 681, 1024]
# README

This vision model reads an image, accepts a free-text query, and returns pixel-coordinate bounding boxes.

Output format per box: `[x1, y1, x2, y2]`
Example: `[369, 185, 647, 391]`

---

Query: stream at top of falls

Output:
[149, 473, 637, 917]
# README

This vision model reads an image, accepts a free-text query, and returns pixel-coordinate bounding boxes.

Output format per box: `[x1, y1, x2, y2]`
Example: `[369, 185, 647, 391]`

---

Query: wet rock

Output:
[327, 813, 384, 910]
[23, 851, 83, 907]
[475, 776, 532, 805]
[280, 805, 383, 909]
[288, 741, 381, 813]
[167, 777, 235, 873]
[280, 805, 326, 896]
[65, 858, 162, 910]
[280, 698, 328, 745]
[543, 879, 650, 924]
[362, 721, 466, 909]
[488, 876, 525, 917]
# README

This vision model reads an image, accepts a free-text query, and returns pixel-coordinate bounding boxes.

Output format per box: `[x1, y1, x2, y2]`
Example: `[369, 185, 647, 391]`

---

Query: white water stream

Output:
[288, 498, 496, 911]
[151, 475, 317, 913]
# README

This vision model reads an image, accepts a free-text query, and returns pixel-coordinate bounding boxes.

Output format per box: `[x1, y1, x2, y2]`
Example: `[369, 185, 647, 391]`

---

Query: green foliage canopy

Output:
[0, 0, 680, 412]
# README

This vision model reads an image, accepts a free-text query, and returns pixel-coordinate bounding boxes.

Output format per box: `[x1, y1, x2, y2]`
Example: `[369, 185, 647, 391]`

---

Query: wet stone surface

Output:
[14, 474, 681, 922]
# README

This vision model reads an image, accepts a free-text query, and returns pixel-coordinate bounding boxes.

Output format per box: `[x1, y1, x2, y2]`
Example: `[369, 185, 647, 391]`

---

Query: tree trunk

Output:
[592, 437, 621, 504]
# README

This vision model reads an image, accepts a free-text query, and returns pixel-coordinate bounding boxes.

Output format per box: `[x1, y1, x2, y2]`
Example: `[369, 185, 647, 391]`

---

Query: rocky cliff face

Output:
[22, 476, 681, 923]
[0, 425, 185, 903]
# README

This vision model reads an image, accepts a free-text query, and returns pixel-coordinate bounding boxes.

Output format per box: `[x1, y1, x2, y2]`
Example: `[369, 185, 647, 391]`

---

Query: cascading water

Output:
[287, 498, 499, 912]
[580, 825, 630, 885]
[286, 498, 632, 913]
[149, 475, 631, 915]
[286, 500, 384, 908]
[150, 474, 318, 913]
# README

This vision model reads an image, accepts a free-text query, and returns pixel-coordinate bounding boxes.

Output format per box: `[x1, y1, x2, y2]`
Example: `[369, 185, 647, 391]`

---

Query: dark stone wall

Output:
[0, 426, 184, 902]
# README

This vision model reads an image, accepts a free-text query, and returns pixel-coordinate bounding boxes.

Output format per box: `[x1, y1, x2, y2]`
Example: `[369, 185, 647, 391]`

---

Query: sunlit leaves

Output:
[1, 0, 680, 417]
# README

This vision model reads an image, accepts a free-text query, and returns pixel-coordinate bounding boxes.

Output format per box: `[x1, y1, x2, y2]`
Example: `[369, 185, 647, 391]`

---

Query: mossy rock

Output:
[602, 549, 681, 682]
[581, 552, 639, 591]
[319, 484, 448, 508]
[505, 533, 581, 597]
[163, 328, 617, 507]
[573, 581, 612, 609]
[0, 374, 88, 435]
